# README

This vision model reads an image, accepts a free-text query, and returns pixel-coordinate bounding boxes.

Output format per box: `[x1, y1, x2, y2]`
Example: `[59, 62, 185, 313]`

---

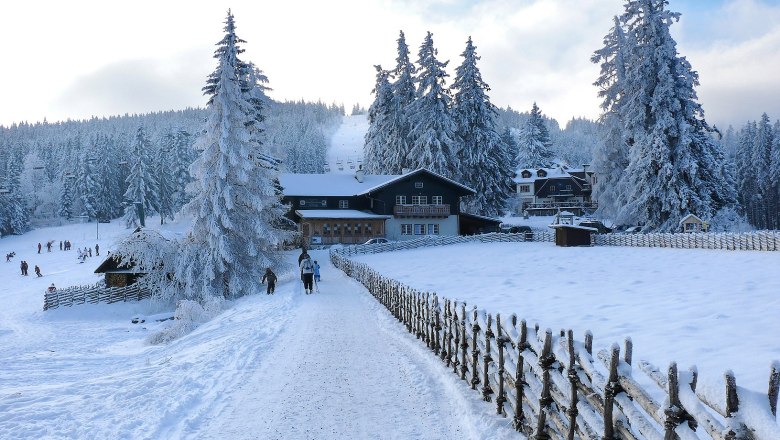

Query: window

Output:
[365, 223, 372, 234]
[432, 195, 442, 205]
[566, 185, 572, 190]
[333, 223, 341, 235]
[323, 223, 330, 235]
[414, 224, 425, 235]
[519, 185, 530, 193]
[414, 182, 423, 188]
[344, 223, 352, 234]
[521, 170, 532, 178]
[299, 200, 305, 206]
[411, 195, 428, 205]
[396, 195, 407, 204]
[339, 200, 349, 209]
[549, 186, 556, 192]
[427, 224, 440, 235]
[354, 223, 362, 234]
[401, 224, 413, 235]
[537, 170, 547, 177]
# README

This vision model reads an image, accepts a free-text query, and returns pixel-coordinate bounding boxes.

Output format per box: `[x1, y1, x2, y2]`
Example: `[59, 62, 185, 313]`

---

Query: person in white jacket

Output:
[300, 255, 315, 294]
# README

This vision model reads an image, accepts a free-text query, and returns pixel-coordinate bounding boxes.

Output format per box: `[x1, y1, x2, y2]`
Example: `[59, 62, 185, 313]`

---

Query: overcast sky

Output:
[1, 0, 778, 129]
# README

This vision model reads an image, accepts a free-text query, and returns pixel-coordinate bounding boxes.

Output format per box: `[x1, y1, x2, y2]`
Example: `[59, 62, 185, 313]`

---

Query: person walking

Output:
[261, 268, 277, 295]
[21, 261, 28, 276]
[95, 244, 100, 256]
[313, 260, 321, 282]
[34, 265, 42, 277]
[300, 255, 315, 294]
[20, 260, 25, 275]
[46, 241, 52, 252]
[37, 243, 42, 254]
[88, 247, 92, 257]
[297, 248, 309, 265]
[59, 241, 63, 251]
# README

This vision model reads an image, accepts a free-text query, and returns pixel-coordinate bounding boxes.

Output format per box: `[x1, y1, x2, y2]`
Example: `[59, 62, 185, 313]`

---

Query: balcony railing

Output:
[523, 201, 598, 210]
[393, 204, 450, 218]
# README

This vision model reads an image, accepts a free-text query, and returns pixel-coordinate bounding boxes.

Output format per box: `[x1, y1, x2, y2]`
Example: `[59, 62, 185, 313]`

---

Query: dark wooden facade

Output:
[94, 254, 143, 287]
[552, 225, 593, 247]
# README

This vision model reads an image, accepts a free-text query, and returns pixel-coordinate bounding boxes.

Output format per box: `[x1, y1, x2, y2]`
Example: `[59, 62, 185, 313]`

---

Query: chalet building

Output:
[513, 164, 597, 216]
[679, 213, 708, 233]
[279, 168, 491, 245]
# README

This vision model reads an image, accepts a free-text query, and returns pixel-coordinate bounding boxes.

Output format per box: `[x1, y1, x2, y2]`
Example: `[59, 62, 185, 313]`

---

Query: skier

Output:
[37, 243, 42, 254]
[95, 244, 100, 256]
[88, 247, 92, 257]
[300, 255, 315, 294]
[313, 260, 321, 282]
[21, 260, 28, 276]
[261, 268, 277, 295]
[46, 241, 52, 252]
[59, 241, 63, 251]
[34, 265, 42, 277]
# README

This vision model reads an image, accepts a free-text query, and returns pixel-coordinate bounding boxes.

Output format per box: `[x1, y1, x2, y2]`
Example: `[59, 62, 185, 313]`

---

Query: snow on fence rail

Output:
[43, 283, 152, 311]
[594, 230, 780, 251]
[331, 240, 780, 439]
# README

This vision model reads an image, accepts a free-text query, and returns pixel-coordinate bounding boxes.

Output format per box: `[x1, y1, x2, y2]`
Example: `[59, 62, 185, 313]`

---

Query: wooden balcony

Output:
[393, 204, 450, 218]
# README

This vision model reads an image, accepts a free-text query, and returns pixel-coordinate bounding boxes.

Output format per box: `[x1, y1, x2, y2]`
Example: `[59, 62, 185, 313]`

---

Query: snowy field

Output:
[352, 241, 780, 394]
[326, 114, 367, 173]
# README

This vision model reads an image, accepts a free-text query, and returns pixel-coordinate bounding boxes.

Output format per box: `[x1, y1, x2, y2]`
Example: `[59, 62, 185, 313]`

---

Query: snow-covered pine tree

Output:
[451, 37, 510, 217]
[58, 170, 76, 220]
[611, 0, 732, 231]
[591, 15, 630, 219]
[179, 11, 293, 301]
[123, 126, 159, 228]
[406, 31, 460, 177]
[385, 30, 417, 173]
[77, 151, 100, 221]
[154, 141, 176, 225]
[364, 65, 393, 174]
[515, 102, 553, 168]
[170, 129, 194, 211]
[735, 121, 757, 224]
[0, 148, 29, 236]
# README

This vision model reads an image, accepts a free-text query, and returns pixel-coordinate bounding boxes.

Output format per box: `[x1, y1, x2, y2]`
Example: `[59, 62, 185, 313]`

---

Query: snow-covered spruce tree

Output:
[77, 151, 100, 220]
[611, 0, 732, 231]
[406, 31, 460, 177]
[752, 113, 775, 229]
[382, 30, 418, 174]
[170, 129, 194, 211]
[58, 170, 76, 220]
[123, 126, 159, 228]
[735, 121, 757, 224]
[154, 142, 176, 225]
[0, 149, 29, 236]
[591, 15, 631, 219]
[515, 102, 553, 168]
[179, 11, 293, 301]
[451, 37, 510, 217]
[364, 65, 393, 174]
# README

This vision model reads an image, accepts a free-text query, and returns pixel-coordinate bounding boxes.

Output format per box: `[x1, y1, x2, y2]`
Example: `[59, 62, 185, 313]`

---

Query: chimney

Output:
[355, 165, 365, 183]
[401, 168, 411, 175]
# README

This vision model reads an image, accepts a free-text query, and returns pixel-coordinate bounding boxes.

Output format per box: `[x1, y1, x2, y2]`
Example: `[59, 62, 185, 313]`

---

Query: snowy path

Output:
[195, 250, 513, 439]
[0, 245, 516, 439]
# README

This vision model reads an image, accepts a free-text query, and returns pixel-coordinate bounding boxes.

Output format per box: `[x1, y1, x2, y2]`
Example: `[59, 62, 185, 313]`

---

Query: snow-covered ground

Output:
[0, 220, 519, 439]
[352, 241, 780, 395]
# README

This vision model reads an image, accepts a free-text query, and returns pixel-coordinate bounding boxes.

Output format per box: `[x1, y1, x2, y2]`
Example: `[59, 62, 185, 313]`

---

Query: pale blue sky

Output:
[0, 0, 778, 128]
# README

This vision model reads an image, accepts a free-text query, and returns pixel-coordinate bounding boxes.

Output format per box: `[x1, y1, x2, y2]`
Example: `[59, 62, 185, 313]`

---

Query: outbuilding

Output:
[680, 214, 708, 233]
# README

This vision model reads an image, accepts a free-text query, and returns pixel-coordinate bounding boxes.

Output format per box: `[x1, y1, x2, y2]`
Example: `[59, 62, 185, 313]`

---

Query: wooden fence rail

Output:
[44, 283, 152, 311]
[331, 242, 779, 439]
[594, 230, 780, 251]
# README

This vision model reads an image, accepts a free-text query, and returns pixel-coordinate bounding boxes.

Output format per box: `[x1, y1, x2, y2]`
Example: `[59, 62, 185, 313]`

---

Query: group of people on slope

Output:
[260, 248, 321, 295]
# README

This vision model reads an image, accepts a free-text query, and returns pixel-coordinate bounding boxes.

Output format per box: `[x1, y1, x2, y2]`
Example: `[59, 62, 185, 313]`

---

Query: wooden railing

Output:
[44, 282, 152, 311]
[331, 240, 780, 439]
[393, 204, 450, 218]
[523, 201, 598, 210]
[594, 230, 780, 251]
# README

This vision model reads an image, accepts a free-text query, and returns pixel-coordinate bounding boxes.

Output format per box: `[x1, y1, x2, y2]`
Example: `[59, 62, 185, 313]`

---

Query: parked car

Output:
[578, 220, 613, 234]
[363, 238, 390, 245]
[624, 226, 642, 233]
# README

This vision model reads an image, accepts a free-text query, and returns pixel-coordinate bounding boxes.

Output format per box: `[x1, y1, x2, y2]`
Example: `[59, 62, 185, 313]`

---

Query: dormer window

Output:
[521, 170, 532, 179]
[414, 182, 423, 189]
[537, 170, 547, 178]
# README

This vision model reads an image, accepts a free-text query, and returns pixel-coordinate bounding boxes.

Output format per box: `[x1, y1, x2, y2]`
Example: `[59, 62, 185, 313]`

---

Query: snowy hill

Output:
[325, 114, 368, 174]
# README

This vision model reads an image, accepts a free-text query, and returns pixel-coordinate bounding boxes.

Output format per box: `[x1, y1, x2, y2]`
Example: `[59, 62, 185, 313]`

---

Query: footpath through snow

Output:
[0, 249, 516, 439]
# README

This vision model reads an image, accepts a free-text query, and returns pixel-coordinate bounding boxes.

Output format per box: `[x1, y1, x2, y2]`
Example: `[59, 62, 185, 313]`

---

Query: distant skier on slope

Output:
[262, 268, 277, 295]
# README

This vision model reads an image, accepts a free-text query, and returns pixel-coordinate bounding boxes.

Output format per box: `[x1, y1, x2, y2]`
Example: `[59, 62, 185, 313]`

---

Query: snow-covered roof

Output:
[280, 168, 475, 197]
[512, 165, 589, 184]
[678, 213, 703, 225]
[294, 210, 392, 220]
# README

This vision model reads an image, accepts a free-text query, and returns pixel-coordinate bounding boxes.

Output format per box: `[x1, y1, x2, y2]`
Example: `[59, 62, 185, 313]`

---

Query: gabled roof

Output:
[279, 168, 475, 197]
[679, 213, 703, 225]
[513, 165, 590, 184]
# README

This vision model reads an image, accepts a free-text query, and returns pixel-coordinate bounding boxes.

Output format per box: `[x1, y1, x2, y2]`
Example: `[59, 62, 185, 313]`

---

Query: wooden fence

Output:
[331, 245, 780, 439]
[44, 282, 152, 311]
[594, 231, 780, 251]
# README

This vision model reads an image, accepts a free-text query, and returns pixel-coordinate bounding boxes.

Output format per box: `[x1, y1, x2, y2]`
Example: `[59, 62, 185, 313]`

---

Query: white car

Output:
[363, 238, 390, 245]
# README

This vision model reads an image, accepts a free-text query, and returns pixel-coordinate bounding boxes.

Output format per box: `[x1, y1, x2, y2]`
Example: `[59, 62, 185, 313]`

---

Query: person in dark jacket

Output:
[95, 244, 99, 256]
[297, 248, 309, 265]
[37, 243, 42, 254]
[261, 268, 277, 295]
[34, 265, 42, 277]
[21, 260, 28, 276]
[300, 255, 315, 294]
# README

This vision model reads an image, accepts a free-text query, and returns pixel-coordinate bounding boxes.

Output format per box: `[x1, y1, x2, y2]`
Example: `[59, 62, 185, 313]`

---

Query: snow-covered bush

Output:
[146, 297, 224, 345]
[708, 206, 753, 232]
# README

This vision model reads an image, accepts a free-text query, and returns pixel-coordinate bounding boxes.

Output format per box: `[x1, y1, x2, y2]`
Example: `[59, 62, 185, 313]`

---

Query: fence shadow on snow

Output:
[331, 233, 779, 439]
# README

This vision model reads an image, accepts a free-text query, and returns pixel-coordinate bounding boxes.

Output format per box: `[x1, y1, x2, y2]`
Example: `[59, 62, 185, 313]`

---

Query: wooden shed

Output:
[680, 213, 708, 233]
[550, 224, 594, 247]
[94, 253, 143, 287]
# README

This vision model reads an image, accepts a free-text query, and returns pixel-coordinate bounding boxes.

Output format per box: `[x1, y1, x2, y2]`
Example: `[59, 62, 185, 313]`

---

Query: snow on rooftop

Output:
[279, 173, 399, 197]
[294, 210, 391, 219]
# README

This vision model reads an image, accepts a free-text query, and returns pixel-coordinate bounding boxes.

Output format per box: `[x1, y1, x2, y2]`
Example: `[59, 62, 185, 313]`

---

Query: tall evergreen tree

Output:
[385, 30, 417, 173]
[123, 126, 159, 227]
[602, 0, 733, 230]
[451, 37, 509, 216]
[0, 148, 29, 236]
[179, 11, 293, 300]
[515, 102, 553, 168]
[406, 31, 459, 177]
[364, 65, 393, 173]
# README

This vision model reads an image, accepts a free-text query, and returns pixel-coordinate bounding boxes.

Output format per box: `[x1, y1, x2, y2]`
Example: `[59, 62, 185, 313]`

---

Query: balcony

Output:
[393, 204, 450, 218]
[523, 201, 598, 211]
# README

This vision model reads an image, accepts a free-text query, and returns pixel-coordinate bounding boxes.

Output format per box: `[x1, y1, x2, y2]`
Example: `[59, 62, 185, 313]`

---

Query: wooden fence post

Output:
[496, 314, 508, 415]
[770, 361, 780, 417]
[433, 295, 441, 356]
[603, 344, 620, 440]
[460, 303, 469, 381]
[471, 308, 481, 390]
[624, 337, 633, 366]
[566, 330, 578, 440]
[513, 319, 529, 432]
[664, 362, 684, 440]
[441, 299, 449, 362]
[725, 370, 745, 440]
[585, 331, 593, 355]
[452, 304, 460, 374]
[482, 314, 494, 401]
[535, 329, 554, 439]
